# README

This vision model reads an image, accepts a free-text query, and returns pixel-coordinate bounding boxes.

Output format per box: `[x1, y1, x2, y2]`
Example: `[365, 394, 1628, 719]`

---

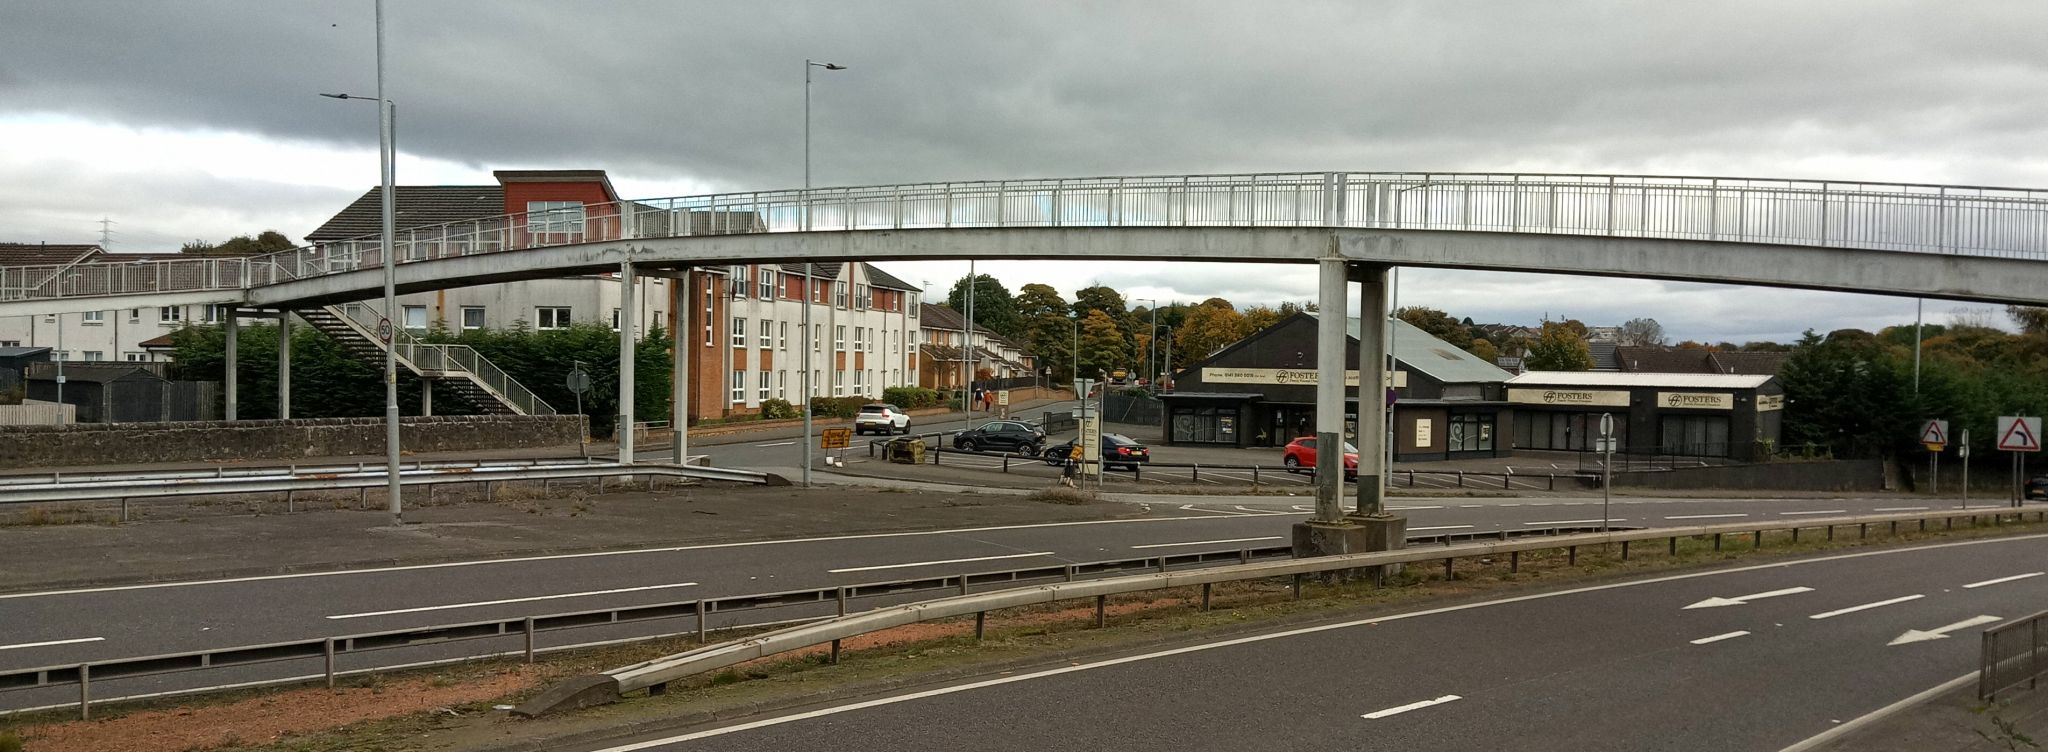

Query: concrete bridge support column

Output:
[1293, 257, 1374, 561]
[421, 380, 433, 417]
[618, 261, 637, 465]
[670, 268, 689, 466]
[1348, 263, 1406, 552]
[224, 308, 238, 421]
[277, 311, 291, 420]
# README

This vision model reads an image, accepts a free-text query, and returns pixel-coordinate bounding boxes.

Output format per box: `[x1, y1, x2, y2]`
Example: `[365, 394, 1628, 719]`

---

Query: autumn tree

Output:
[1075, 309, 1132, 381]
[946, 273, 1021, 338]
[1240, 305, 1284, 335]
[1524, 320, 1593, 371]
[1174, 299, 1246, 368]
[1618, 317, 1666, 346]
[1397, 307, 1466, 345]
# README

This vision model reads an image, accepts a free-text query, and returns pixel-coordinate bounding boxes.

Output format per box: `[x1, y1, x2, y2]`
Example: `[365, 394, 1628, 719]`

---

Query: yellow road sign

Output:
[821, 427, 853, 449]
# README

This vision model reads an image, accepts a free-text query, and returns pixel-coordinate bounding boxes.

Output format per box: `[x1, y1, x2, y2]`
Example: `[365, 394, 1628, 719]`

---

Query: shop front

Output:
[1503, 373, 1783, 461]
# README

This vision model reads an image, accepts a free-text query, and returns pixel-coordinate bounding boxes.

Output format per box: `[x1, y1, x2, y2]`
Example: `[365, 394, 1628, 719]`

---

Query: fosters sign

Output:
[1657, 392, 1733, 410]
[1202, 368, 1409, 388]
[1508, 388, 1629, 407]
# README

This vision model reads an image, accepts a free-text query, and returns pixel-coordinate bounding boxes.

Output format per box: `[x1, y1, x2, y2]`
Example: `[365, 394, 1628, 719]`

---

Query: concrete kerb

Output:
[518, 506, 2048, 717]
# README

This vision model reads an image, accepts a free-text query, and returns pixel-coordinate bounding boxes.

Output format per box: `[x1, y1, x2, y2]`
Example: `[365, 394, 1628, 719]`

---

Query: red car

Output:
[1281, 436, 1358, 480]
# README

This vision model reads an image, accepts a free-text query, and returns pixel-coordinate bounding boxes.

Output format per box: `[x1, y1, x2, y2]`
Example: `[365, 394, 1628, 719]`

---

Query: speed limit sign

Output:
[375, 318, 394, 344]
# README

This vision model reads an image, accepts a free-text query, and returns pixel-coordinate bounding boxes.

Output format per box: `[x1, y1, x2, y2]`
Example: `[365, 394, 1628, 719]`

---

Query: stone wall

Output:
[0, 415, 587, 467]
[1610, 459, 1887, 492]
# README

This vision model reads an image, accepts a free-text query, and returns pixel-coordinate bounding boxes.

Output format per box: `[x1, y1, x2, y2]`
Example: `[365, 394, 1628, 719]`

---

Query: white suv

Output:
[853, 403, 911, 435]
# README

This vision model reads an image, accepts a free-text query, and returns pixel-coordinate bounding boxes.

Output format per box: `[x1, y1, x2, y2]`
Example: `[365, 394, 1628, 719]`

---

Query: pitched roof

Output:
[139, 333, 177, 348]
[1320, 315, 1514, 384]
[0, 243, 102, 267]
[919, 303, 967, 331]
[0, 346, 53, 359]
[305, 186, 505, 241]
[1707, 351, 1790, 376]
[1588, 342, 1620, 371]
[861, 263, 918, 292]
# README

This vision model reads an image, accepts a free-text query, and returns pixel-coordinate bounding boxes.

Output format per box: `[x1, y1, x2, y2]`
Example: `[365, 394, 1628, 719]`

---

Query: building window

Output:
[759, 319, 774, 348]
[777, 370, 787, 398]
[201, 305, 225, 324]
[732, 317, 747, 348]
[778, 321, 789, 350]
[128, 309, 141, 322]
[852, 327, 863, 352]
[526, 201, 584, 234]
[1448, 413, 1496, 453]
[909, 293, 920, 317]
[759, 269, 776, 298]
[812, 326, 821, 352]
[757, 370, 770, 400]
[835, 282, 847, 307]
[728, 265, 749, 298]
[853, 369, 864, 395]
[731, 370, 745, 403]
[402, 305, 428, 330]
[854, 284, 870, 310]
[82, 310, 104, 325]
[1660, 415, 1731, 457]
[83, 351, 104, 362]
[834, 371, 846, 396]
[536, 306, 571, 330]
[835, 325, 846, 350]
[0, 340, 18, 347]
[611, 308, 621, 331]
[702, 283, 715, 346]
[125, 352, 148, 362]
[461, 306, 486, 330]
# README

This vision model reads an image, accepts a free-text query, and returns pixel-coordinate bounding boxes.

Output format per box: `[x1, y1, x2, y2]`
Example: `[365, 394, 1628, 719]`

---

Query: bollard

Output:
[485, 481, 495, 503]
[830, 639, 841, 664]
[1192, 464, 1200, 483]
[1714, 533, 1723, 551]
[1002, 455, 1010, 473]
[1456, 471, 1465, 488]
[1791, 527, 1800, 543]
[79, 663, 90, 720]
[287, 489, 296, 513]
[1252, 466, 1260, 486]
[1444, 558, 1454, 580]
[696, 600, 709, 643]
[1548, 473, 1556, 491]
[524, 617, 536, 663]
[1668, 537, 1677, 556]
[1754, 531, 1763, 548]
[1504, 473, 1512, 490]
[1860, 523, 1868, 539]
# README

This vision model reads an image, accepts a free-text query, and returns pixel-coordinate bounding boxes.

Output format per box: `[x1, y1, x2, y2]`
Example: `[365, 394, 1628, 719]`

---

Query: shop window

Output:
[1660, 415, 1730, 456]
[1447, 413, 1496, 453]
[1170, 405, 1239, 444]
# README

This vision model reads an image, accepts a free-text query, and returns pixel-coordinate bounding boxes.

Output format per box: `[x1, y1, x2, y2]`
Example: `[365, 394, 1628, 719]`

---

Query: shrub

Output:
[882, 386, 944, 409]
[1, 729, 23, 752]
[760, 398, 800, 420]
[1028, 487, 1095, 505]
[808, 396, 868, 419]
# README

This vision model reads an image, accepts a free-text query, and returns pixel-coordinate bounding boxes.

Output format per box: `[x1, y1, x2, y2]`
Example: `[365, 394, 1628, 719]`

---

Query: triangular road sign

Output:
[1998, 416, 2042, 452]
[1919, 420, 1948, 446]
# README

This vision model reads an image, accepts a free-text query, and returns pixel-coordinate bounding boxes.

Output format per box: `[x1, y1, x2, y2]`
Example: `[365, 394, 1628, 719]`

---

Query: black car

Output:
[951, 420, 1046, 454]
[2028, 475, 2048, 501]
[1041, 433, 1152, 470]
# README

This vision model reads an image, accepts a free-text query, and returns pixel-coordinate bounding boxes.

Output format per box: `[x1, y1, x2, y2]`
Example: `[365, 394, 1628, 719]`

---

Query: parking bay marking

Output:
[828, 552, 1056, 574]
[327, 582, 700, 620]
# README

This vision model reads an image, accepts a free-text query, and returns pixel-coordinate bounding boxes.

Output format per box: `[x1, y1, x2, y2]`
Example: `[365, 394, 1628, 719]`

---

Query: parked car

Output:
[1041, 433, 1152, 470]
[1281, 436, 1357, 480]
[2028, 474, 2048, 501]
[853, 403, 911, 435]
[951, 420, 1046, 454]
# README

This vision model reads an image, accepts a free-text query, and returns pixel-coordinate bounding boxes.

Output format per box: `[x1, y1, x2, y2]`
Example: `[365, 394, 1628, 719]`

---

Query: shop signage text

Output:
[1657, 392, 1733, 410]
[1203, 368, 1407, 388]
[1508, 388, 1629, 408]
[1756, 394, 1785, 412]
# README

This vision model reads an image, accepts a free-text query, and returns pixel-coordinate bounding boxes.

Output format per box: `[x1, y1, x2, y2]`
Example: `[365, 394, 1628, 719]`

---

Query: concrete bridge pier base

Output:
[1294, 255, 1374, 562]
[669, 269, 689, 466]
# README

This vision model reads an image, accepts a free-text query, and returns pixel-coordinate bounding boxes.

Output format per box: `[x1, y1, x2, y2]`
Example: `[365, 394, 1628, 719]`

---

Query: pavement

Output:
[1813, 673, 2048, 751]
[572, 533, 2048, 752]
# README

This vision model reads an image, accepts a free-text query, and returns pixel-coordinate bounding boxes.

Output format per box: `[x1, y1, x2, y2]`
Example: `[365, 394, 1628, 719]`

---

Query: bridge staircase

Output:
[296, 304, 555, 416]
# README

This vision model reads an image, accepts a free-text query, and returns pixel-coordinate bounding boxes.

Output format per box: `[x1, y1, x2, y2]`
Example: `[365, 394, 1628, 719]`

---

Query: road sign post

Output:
[1920, 419, 1949, 495]
[1961, 429, 1972, 509]
[1600, 413, 1615, 533]
[566, 363, 592, 451]
[1998, 416, 2042, 507]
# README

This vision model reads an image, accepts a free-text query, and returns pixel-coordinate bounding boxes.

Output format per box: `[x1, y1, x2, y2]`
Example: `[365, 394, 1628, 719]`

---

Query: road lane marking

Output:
[580, 533, 2048, 751]
[0, 513, 1283, 602]
[1409, 525, 1475, 532]
[1809, 594, 1923, 620]
[326, 583, 699, 620]
[1874, 506, 1929, 512]
[1524, 518, 1623, 526]
[1665, 513, 1747, 520]
[754, 441, 797, 448]
[1362, 695, 1462, 720]
[1889, 615, 2002, 646]
[1964, 572, 2044, 589]
[1683, 586, 1814, 609]
[1690, 631, 1750, 645]
[828, 552, 1055, 574]
[1779, 510, 1848, 516]
[1131, 536, 1284, 550]
[0, 637, 104, 651]
[1388, 505, 1443, 511]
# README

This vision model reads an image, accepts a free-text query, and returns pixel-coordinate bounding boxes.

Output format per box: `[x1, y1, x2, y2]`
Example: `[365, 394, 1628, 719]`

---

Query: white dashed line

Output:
[829, 552, 1055, 574]
[1362, 695, 1463, 720]
[1131, 536, 1285, 550]
[1665, 513, 1747, 520]
[1779, 510, 1848, 516]
[0, 637, 104, 652]
[1809, 594, 1924, 620]
[328, 583, 699, 620]
[1690, 631, 1751, 645]
[1964, 573, 2045, 589]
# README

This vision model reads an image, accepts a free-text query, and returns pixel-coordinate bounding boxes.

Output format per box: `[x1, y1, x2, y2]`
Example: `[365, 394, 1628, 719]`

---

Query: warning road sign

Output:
[1997, 416, 2042, 452]
[1919, 419, 1949, 450]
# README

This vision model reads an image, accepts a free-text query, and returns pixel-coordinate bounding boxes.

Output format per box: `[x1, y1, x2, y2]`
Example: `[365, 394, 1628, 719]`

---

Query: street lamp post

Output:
[1136, 298, 1157, 389]
[319, 0, 400, 523]
[801, 59, 846, 488]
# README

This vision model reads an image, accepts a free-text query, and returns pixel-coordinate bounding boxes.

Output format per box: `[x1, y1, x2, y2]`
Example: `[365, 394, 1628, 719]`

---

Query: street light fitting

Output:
[811, 61, 847, 70]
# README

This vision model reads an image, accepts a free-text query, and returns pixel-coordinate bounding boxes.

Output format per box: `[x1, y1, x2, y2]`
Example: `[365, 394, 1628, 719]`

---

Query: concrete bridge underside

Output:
[241, 227, 2048, 311]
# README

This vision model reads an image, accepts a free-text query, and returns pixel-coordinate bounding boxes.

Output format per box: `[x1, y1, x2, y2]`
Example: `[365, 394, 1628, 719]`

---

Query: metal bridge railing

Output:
[1981, 609, 2048, 701]
[7, 171, 2048, 305]
[325, 301, 556, 415]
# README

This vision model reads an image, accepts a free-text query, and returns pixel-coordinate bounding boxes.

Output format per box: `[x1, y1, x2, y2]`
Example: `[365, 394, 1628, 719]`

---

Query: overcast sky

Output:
[5, 0, 2043, 343]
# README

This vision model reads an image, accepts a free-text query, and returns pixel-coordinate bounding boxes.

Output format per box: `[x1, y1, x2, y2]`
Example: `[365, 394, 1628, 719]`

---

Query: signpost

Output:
[1920, 419, 1949, 494]
[1960, 429, 1972, 509]
[565, 363, 591, 452]
[1997, 416, 2042, 507]
[375, 318, 394, 345]
[821, 427, 852, 468]
[1599, 413, 1615, 532]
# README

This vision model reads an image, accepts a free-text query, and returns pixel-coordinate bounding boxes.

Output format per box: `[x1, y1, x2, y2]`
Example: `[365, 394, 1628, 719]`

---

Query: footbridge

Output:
[6, 171, 2045, 540]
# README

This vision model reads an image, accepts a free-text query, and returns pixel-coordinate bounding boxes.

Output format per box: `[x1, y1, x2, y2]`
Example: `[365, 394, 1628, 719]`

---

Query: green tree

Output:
[946, 274, 1022, 339]
[181, 230, 298, 256]
[1075, 309, 1132, 382]
[2011, 305, 2048, 336]
[1016, 283, 1076, 382]
[1778, 329, 1915, 458]
[1396, 307, 1465, 344]
[1524, 320, 1593, 371]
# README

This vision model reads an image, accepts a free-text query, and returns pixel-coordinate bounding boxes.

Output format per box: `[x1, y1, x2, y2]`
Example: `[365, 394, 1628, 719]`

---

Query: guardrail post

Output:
[525, 617, 536, 663]
[837, 586, 849, 616]
[1509, 550, 1519, 573]
[696, 600, 708, 643]
[325, 638, 336, 688]
[1002, 455, 1009, 473]
[1714, 533, 1723, 551]
[120, 497, 129, 522]
[2033, 620, 2041, 691]
[1192, 463, 1199, 483]
[1292, 573, 1303, 600]
[1201, 582, 1212, 610]
[1095, 595, 1107, 628]
[1890, 521, 1899, 536]
[1791, 527, 1800, 543]
[958, 576, 970, 597]
[1754, 530, 1763, 548]
[79, 663, 90, 720]
[1444, 557, 1454, 580]
[1669, 537, 1677, 556]
[975, 611, 986, 641]
[1568, 545, 1577, 566]
[1826, 525, 1834, 541]
[1860, 523, 1868, 539]
[1065, 564, 1077, 582]
[1621, 541, 1631, 560]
